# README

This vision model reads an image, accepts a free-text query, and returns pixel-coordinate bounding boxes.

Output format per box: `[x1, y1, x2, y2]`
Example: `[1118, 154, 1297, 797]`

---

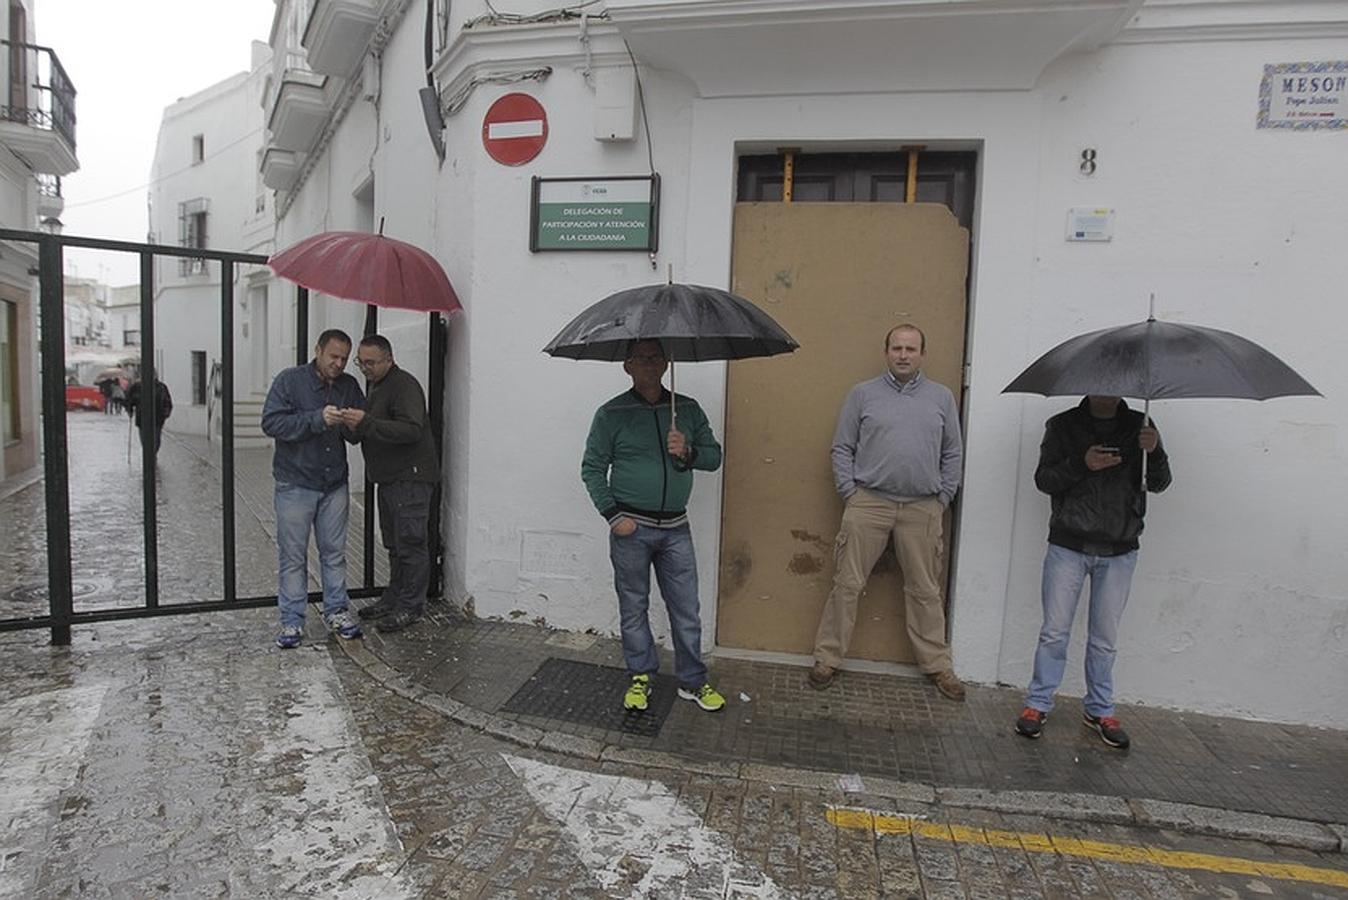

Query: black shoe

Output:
[361, 600, 395, 620]
[375, 610, 423, 634]
[1083, 713, 1130, 749]
[807, 662, 837, 690]
[1015, 707, 1047, 739]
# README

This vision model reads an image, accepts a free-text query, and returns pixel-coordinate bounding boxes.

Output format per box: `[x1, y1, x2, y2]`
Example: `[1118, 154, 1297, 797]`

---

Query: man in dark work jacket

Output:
[1014, 395, 1172, 750]
[340, 335, 439, 633]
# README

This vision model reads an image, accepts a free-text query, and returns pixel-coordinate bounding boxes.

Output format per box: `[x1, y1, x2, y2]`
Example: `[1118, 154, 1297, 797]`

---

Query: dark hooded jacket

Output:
[1035, 398, 1172, 556]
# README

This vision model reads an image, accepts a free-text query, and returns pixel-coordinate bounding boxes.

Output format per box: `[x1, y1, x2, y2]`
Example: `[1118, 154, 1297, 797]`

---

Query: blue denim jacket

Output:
[261, 362, 365, 492]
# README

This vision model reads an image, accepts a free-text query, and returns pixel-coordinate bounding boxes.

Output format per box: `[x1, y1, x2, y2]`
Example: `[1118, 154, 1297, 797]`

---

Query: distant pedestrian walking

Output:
[98, 378, 116, 415]
[261, 329, 366, 649]
[125, 378, 173, 453]
[1014, 396, 1172, 750]
[340, 335, 438, 635]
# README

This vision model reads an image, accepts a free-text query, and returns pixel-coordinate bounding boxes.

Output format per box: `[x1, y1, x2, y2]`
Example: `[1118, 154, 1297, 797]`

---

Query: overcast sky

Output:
[37, 0, 276, 285]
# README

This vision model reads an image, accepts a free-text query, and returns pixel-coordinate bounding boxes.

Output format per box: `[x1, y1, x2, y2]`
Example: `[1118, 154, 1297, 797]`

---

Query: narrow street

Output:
[3, 419, 1346, 898]
[0, 412, 378, 621]
[3, 611, 1346, 898]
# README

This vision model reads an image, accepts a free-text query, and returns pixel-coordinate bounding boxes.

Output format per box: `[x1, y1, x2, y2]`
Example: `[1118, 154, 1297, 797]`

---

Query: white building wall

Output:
[271, 2, 1348, 727]
[0, 0, 52, 484]
[989, 36, 1348, 725]
[150, 65, 270, 436]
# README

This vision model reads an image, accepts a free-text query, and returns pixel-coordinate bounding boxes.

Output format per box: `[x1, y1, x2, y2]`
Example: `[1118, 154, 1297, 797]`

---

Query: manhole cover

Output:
[501, 657, 677, 737]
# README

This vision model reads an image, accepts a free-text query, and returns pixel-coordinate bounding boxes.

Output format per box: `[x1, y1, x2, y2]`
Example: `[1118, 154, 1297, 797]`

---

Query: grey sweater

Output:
[831, 372, 963, 506]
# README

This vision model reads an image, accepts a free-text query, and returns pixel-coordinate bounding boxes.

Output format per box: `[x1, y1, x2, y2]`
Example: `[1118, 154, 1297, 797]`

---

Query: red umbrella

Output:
[268, 228, 462, 314]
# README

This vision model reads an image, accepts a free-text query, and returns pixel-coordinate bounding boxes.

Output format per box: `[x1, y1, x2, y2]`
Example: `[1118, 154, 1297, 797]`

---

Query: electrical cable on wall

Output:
[622, 38, 657, 268]
[466, 0, 606, 29]
[421, 0, 447, 163]
[443, 67, 552, 116]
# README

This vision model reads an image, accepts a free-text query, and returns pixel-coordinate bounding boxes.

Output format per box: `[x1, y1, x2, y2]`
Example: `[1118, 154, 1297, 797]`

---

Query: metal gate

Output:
[0, 227, 447, 644]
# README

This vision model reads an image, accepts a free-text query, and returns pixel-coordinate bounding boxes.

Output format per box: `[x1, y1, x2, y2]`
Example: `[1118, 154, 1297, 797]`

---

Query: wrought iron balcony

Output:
[0, 39, 77, 175]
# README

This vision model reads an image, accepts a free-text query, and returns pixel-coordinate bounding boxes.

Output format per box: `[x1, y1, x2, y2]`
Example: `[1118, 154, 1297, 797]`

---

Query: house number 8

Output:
[1080, 149, 1097, 176]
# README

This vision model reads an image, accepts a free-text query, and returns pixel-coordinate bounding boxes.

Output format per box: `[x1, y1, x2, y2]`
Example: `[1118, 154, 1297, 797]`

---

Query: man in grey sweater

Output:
[340, 335, 439, 634]
[809, 324, 966, 700]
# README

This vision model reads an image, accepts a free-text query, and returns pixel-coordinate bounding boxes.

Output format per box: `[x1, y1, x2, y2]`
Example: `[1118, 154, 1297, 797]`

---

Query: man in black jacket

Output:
[1015, 395, 1172, 749]
[341, 335, 438, 633]
[126, 378, 173, 454]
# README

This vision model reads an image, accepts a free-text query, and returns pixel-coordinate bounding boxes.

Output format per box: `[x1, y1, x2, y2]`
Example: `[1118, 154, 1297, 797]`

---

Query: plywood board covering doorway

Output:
[718, 202, 969, 662]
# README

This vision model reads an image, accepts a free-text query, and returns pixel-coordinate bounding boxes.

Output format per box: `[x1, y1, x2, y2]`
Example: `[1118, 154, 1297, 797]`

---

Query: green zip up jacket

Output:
[581, 388, 722, 525]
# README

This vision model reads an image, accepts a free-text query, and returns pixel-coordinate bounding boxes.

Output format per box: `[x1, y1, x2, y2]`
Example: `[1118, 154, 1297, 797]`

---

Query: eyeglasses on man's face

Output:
[628, 353, 666, 364]
[355, 356, 391, 370]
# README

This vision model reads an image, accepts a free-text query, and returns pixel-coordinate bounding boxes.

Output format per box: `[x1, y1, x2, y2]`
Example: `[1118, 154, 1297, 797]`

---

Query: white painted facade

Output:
[148, 44, 276, 438]
[104, 285, 140, 356]
[0, 0, 77, 485]
[263, 0, 1348, 727]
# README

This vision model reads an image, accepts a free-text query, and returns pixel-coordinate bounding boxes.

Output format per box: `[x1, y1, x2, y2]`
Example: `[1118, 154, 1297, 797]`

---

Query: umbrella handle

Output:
[670, 360, 677, 429]
[1141, 400, 1150, 491]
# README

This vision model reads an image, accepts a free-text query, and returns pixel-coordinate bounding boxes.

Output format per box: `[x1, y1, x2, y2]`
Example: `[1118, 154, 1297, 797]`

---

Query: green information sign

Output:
[530, 175, 660, 252]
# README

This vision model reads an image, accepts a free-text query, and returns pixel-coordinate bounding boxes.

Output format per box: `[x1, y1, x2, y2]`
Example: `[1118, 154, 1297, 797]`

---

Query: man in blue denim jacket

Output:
[262, 329, 366, 648]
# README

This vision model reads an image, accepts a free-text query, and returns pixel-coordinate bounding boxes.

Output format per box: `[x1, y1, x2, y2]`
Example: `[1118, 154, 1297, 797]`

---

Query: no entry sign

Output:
[482, 93, 548, 166]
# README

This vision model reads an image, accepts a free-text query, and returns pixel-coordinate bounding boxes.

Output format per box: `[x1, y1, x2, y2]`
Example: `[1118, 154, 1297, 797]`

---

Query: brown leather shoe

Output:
[928, 670, 966, 702]
[808, 662, 837, 690]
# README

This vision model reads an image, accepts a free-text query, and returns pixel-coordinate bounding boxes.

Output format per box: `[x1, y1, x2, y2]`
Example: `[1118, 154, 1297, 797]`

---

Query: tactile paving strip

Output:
[500, 657, 677, 737]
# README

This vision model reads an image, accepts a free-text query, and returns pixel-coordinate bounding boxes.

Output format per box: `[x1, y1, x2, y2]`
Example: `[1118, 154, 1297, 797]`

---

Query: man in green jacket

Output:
[340, 335, 439, 634]
[582, 339, 727, 713]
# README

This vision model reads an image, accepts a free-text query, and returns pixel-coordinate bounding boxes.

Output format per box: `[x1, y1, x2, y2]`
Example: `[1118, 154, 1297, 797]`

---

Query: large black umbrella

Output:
[543, 280, 799, 423]
[1003, 317, 1319, 400]
[1004, 310, 1320, 483]
[543, 282, 798, 361]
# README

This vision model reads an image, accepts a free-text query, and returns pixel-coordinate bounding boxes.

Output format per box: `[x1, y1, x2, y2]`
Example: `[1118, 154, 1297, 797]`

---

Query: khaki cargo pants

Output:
[812, 487, 951, 673]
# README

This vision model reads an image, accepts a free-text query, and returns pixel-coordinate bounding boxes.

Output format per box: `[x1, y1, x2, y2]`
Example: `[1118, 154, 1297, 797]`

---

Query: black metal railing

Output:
[0, 228, 446, 644]
[1, 40, 76, 153]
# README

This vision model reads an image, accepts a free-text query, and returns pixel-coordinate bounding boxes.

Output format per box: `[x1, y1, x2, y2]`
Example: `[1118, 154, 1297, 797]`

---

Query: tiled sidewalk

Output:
[359, 605, 1348, 828]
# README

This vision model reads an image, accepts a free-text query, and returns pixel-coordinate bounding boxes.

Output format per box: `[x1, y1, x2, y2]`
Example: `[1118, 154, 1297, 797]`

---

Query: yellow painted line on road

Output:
[825, 807, 1348, 890]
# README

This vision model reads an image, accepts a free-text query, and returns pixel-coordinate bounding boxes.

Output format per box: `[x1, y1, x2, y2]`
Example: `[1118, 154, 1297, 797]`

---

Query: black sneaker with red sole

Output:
[1083, 713, 1130, 749]
[1015, 707, 1047, 739]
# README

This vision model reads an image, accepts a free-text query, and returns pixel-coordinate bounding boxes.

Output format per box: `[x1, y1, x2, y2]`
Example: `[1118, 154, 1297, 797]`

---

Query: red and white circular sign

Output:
[482, 93, 548, 166]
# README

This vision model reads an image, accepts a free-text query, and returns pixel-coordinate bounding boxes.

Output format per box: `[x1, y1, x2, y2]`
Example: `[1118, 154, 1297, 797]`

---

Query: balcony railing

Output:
[1, 40, 76, 153]
[35, 172, 63, 220]
[35, 172, 60, 197]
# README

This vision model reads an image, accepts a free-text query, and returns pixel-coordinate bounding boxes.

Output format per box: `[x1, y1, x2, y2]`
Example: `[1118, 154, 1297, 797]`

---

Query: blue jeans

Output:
[610, 523, 707, 689]
[275, 481, 351, 626]
[1026, 544, 1138, 718]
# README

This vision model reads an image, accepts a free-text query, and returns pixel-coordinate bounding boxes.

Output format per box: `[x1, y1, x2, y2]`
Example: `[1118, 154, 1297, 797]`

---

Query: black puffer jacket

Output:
[1035, 398, 1171, 556]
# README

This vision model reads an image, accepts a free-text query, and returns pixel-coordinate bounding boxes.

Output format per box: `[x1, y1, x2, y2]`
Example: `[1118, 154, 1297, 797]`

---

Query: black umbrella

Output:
[1003, 318, 1319, 400]
[543, 280, 799, 423]
[1004, 307, 1320, 483]
[543, 282, 798, 361]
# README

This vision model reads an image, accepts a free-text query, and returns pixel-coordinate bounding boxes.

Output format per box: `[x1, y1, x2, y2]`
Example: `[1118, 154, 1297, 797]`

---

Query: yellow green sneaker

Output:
[678, 683, 726, 712]
[623, 674, 651, 711]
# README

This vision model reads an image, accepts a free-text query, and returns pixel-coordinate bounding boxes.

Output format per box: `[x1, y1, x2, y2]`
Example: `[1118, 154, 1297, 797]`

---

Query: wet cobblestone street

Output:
[3, 615, 1345, 898]
[3, 416, 1347, 897]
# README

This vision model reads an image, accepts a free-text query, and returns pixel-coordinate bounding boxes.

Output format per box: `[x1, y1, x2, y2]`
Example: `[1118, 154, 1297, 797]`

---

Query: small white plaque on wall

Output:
[1066, 207, 1114, 242]
[519, 530, 589, 579]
